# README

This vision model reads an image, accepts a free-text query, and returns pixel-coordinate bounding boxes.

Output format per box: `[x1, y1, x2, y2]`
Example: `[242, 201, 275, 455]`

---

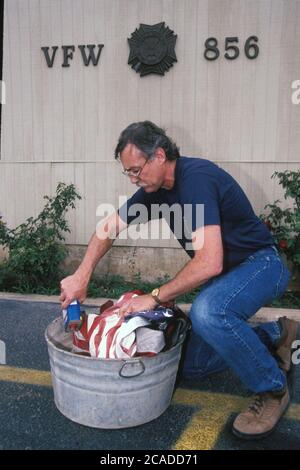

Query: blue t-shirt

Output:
[118, 157, 274, 272]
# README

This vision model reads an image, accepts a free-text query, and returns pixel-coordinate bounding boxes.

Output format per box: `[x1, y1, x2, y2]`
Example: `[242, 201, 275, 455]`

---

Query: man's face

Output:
[119, 143, 165, 192]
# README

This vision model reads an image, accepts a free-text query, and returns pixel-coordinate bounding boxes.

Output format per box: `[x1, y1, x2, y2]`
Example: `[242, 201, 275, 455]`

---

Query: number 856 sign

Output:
[204, 36, 259, 60]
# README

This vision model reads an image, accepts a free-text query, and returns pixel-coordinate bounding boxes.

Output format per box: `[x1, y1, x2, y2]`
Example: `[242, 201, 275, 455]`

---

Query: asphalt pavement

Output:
[0, 298, 299, 450]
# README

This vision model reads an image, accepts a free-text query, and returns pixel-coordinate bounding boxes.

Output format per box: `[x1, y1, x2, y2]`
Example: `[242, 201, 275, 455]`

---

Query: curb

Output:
[0, 292, 109, 306]
[0, 292, 299, 321]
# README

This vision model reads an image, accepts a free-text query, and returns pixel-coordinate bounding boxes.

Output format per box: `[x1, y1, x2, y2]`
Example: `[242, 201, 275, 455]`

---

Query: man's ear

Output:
[155, 147, 167, 164]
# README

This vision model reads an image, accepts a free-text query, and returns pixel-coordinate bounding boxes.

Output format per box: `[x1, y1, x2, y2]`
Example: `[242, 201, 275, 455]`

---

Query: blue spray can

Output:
[62, 300, 83, 332]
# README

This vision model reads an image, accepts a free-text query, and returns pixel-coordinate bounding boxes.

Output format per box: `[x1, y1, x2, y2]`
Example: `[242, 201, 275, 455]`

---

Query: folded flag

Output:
[72, 290, 190, 359]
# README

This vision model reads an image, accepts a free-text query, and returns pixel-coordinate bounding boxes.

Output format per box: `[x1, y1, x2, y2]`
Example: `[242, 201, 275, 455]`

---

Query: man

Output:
[60, 121, 298, 440]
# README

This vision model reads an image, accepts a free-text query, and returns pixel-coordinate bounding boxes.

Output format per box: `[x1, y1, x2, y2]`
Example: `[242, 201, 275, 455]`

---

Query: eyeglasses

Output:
[121, 157, 151, 178]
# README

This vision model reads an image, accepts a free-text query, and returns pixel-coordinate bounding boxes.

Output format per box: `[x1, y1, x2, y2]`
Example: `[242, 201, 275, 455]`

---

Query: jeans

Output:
[181, 246, 291, 393]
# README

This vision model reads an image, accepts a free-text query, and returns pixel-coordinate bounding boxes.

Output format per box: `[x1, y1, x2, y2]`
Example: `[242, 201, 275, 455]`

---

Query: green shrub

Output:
[0, 183, 81, 293]
[261, 170, 300, 278]
[87, 272, 198, 304]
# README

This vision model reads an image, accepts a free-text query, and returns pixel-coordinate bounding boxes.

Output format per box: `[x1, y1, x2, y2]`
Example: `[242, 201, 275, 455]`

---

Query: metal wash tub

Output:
[45, 317, 186, 429]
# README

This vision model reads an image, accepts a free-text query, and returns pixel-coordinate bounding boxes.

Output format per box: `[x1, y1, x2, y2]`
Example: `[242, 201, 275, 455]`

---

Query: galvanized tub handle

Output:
[119, 359, 145, 378]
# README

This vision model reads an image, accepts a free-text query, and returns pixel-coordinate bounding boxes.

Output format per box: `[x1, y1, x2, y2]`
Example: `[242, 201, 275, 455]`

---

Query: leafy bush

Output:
[0, 183, 81, 293]
[87, 272, 199, 304]
[261, 170, 300, 277]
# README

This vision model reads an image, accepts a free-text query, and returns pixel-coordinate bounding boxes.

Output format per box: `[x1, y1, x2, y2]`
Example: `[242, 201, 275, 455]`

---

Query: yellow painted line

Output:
[172, 388, 249, 450]
[0, 365, 299, 450]
[286, 403, 300, 420]
[0, 365, 52, 387]
[172, 388, 300, 450]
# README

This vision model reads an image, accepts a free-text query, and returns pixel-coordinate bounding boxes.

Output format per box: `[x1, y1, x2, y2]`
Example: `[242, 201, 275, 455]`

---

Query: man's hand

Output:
[60, 272, 89, 309]
[118, 294, 157, 317]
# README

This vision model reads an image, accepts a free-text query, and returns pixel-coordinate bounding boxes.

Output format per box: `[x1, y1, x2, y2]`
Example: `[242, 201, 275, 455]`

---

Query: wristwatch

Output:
[150, 287, 162, 305]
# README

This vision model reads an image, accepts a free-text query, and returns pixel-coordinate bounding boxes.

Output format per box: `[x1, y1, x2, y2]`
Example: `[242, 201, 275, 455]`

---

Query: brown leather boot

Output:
[232, 387, 290, 439]
[273, 317, 299, 372]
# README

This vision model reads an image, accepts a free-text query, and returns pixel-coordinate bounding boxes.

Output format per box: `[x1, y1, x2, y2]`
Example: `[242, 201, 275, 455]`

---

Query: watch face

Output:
[152, 288, 159, 296]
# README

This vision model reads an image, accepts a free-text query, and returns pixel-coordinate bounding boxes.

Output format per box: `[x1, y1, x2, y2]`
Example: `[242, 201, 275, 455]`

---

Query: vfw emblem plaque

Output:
[128, 22, 177, 77]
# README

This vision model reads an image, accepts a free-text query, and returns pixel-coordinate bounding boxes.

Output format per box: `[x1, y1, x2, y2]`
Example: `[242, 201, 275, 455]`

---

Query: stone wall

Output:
[62, 244, 190, 283]
[62, 244, 299, 290]
[0, 247, 9, 262]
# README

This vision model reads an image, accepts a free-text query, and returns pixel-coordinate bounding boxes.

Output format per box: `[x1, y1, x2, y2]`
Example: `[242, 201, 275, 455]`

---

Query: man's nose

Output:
[129, 175, 140, 184]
